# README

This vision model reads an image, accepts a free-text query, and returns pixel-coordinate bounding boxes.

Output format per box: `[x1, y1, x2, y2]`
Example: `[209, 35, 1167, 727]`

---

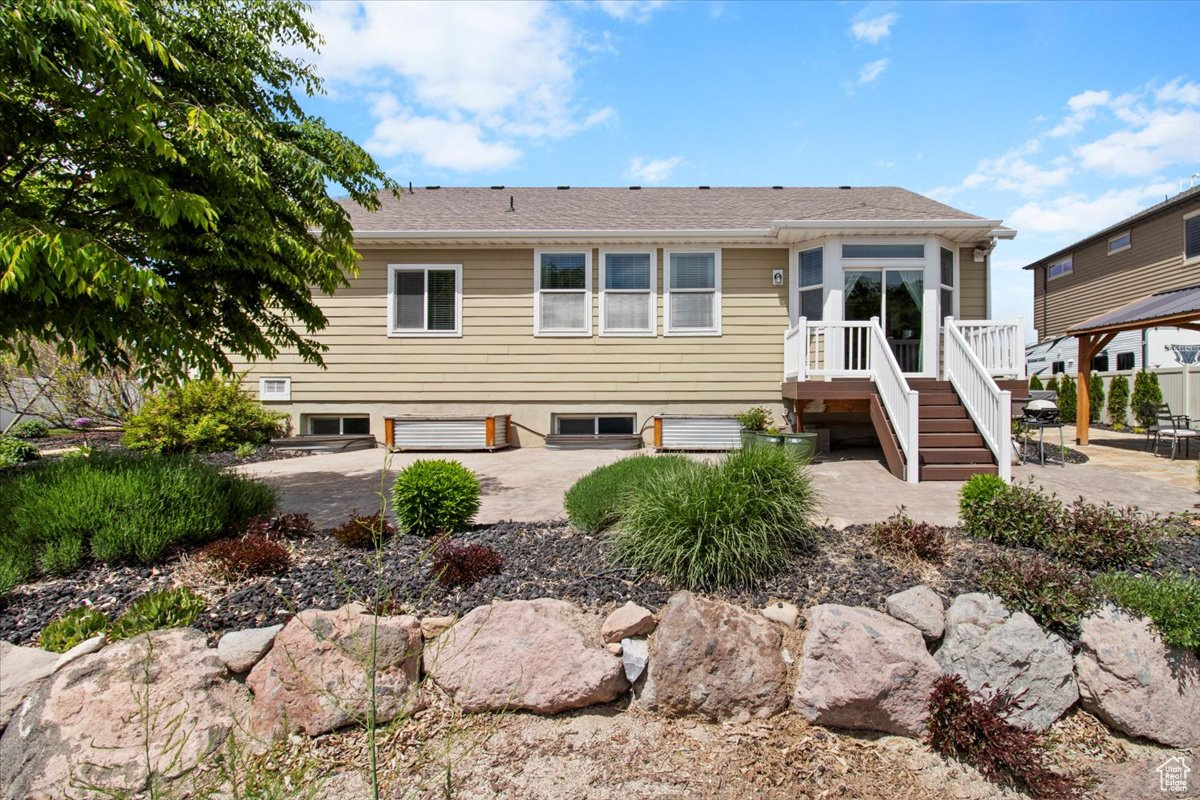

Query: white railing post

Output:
[945, 317, 1012, 483]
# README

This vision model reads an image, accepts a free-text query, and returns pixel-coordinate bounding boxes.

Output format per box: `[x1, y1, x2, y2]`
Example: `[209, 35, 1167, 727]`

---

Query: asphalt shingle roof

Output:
[338, 186, 987, 232]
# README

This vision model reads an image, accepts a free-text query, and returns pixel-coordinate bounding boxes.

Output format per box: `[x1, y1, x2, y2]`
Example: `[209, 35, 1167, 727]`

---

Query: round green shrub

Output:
[958, 473, 1007, 520]
[122, 378, 287, 453]
[391, 459, 480, 537]
[9, 419, 49, 440]
[108, 588, 207, 641]
[612, 445, 818, 590]
[1027, 375, 1044, 391]
[564, 455, 691, 533]
[0, 434, 39, 468]
[38, 607, 111, 653]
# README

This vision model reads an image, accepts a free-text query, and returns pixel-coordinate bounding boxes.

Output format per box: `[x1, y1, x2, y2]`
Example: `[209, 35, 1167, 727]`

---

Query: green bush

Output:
[1097, 572, 1200, 652]
[0, 434, 39, 468]
[1132, 370, 1163, 429]
[391, 459, 480, 537]
[0, 453, 275, 591]
[1027, 375, 1043, 391]
[958, 474, 1007, 520]
[564, 455, 691, 533]
[961, 479, 1061, 548]
[122, 378, 288, 453]
[1045, 375, 1059, 393]
[9, 419, 49, 439]
[108, 588, 208, 641]
[1056, 375, 1077, 422]
[38, 607, 111, 653]
[979, 552, 1097, 630]
[1088, 374, 1105, 424]
[1106, 374, 1129, 427]
[1046, 499, 1159, 570]
[612, 445, 818, 590]
[736, 406, 772, 431]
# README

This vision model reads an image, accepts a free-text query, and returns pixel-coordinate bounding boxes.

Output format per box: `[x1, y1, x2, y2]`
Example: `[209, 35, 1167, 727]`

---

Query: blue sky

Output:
[297, 0, 1200, 334]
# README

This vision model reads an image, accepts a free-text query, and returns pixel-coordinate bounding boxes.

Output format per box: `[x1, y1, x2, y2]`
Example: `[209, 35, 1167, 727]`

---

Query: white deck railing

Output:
[944, 317, 1012, 482]
[784, 318, 919, 482]
[955, 320, 1026, 378]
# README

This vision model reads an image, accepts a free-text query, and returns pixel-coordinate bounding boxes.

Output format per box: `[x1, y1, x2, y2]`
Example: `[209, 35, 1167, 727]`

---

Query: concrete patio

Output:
[238, 437, 1199, 529]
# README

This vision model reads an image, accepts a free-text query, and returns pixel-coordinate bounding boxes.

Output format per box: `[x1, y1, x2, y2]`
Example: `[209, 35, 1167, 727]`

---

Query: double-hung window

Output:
[1186, 211, 1200, 261]
[387, 264, 462, 336]
[798, 247, 823, 321]
[664, 250, 721, 335]
[940, 247, 956, 320]
[1047, 256, 1072, 280]
[535, 251, 591, 335]
[600, 250, 655, 335]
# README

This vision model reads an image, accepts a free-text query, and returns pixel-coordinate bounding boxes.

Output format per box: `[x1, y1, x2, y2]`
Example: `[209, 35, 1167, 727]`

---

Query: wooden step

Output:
[920, 463, 999, 481]
[920, 393, 963, 407]
[909, 379, 953, 391]
[919, 432, 985, 448]
[919, 447, 995, 465]
[919, 405, 968, 419]
[920, 419, 977, 433]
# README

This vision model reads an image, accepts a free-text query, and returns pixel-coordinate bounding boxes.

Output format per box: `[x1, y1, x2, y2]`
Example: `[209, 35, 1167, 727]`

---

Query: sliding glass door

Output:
[844, 269, 923, 373]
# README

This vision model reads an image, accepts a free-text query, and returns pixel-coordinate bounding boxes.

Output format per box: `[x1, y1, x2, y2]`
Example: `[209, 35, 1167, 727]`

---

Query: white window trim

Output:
[599, 249, 656, 337]
[1185, 209, 1200, 264]
[663, 248, 722, 336]
[258, 376, 291, 402]
[1047, 255, 1073, 280]
[386, 264, 463, 338]
[1107, 230, 1132, 255]
[534, 249, 592, 337]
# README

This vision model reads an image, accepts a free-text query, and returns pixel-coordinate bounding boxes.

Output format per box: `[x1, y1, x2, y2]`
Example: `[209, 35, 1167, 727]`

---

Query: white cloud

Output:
[935, 140, 1072, 199]
[628, 156, 684, 184]
[1075, 108, 1200, 176]
[1047, 89, 1110, 137]
[596, 0, 667, 23]
[1156, 77, 1200, 107]
[304, 1, 611, 172]
[850, 12, 898, 43]
[1067, 90, 1110, 111]
[857, 59, 890, 86]
[1007, 182, 1177, 235]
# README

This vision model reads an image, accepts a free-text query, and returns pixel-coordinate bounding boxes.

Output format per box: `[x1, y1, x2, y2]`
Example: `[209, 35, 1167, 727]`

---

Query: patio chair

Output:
[1022, 400, 1065, 467]
[1140, 403, 1163, 451]
[1152, 405, 1200, 460]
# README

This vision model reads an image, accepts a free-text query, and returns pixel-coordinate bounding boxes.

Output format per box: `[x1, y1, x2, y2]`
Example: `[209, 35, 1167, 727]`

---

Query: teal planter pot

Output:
[739, 429, 760, 449]
[757, 431, 785, 446]
[781, 432, 817, 461]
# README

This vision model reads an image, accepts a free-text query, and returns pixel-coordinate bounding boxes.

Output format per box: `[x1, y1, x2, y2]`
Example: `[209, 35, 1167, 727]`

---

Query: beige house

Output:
[240, 186, 1026, 482]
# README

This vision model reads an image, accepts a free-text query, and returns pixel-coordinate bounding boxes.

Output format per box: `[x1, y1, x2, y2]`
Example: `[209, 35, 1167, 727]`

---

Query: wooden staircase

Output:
[909, 378, 999, 481]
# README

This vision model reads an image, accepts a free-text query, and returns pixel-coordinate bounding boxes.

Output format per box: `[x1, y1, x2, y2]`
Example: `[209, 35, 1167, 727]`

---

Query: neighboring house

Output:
[1026, 327, 1200, 379]
[238, 186, 1024, 482]
[1024, 185, 1200, 371]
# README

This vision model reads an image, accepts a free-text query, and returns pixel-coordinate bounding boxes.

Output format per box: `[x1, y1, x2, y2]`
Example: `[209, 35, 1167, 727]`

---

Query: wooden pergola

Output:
[1069, 284, 1200, 445]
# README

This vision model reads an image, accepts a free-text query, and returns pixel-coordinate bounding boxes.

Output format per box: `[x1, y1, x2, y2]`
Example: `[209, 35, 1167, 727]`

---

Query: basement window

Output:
[553, 414, 636, 436]
[308, 416, 370, 436]
[259, 377, 291, 402]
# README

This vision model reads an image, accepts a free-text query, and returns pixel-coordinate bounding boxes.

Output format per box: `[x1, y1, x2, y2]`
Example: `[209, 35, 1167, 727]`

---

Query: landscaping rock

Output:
[0, 640, 60, 731]
[622, 637, 649, 683]
[1074, 606, 1200, 748]
[605, 642, 623, 656]
[217, 624, 282, 673]
[247, 604, 422, 737]
[601, 601, 655, 643]
[885, 585, 944, 643]
[52, 634, 105, 672]
[792, 604, 939, 737]
[420, 615, 456, 640]
[640, 591, 788, 720]
[424, 598, 627, 714]
[761, 600, 800, 629]
[935, 593, 1077, 731]
[0, 629, 250, 799]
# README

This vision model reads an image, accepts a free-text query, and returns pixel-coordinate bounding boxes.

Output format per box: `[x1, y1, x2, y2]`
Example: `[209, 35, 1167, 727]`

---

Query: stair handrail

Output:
[866, 317, 920, 483]
[954, 319, 1026, 378]
[944, 317, 1013, 482]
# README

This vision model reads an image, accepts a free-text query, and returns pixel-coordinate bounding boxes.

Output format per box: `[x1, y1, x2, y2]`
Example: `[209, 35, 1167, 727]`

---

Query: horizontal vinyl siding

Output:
[1034, 199, 1200, 339]
[237, 247, 791, 403]
[958, 248, 987, 320]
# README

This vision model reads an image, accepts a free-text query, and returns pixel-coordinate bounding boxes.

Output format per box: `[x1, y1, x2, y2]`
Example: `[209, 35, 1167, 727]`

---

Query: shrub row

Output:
[37, 588, 208, 653]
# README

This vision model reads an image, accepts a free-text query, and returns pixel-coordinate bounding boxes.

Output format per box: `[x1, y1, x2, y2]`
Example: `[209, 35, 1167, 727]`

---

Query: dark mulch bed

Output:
[1016, 438, 1089, 465]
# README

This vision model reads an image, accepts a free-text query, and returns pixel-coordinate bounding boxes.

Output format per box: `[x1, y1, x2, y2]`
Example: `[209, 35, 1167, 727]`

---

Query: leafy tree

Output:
[1028, 374, 1044, 391]
[1107, 374, 1130, 428]
[1057, 375, 1077, 422]
[1088, 373, 1105, 424]
[0, 0, 397, 381]
[1132, 371, 1164, 428]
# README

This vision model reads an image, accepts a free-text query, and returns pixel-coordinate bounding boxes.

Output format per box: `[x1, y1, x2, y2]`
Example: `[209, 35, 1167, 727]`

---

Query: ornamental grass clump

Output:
[869, 507, 947, 562]
[391, 459, 480, 537]
[1097, 572, 1200, 652]
[613, 445, 818, 590]
[927, 674, 1082, 799]
[564, 454, 691, 533]
[979, 551, 1098, 631]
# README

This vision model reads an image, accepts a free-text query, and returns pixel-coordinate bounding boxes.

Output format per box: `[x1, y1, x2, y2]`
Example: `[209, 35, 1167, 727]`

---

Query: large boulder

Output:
[0, 641, 59, 732]
[1074, 606, 1200, 748]
[640, 591, 788, 720]
[247, 604, 422, 737]
[0, 629, 250, 800]
[935, 593, 1077, 731]
[424, 598, 627, 714]
[792, 604, 939, 737]
[884, 585, 945, 644]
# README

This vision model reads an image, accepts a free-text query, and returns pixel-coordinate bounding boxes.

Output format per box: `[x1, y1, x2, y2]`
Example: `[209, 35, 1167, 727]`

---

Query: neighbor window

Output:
[940, 247, 955, 320]
[535, 251, 591, 335]
[1107, 231, 1131, 254]
[387, 264, 462, 336]
[841, 243, 925, 259]
[1187, 213, 1200, 260]
[1047, 256, 1073, 280]
[1117, 352, 1135, 371]
[1052, 361, 1065, 374]
[665, 250, 720, 335]
[600, 250, 655, 335]
[798, 247, 823, 321]
[308, 416, 370, 436]
[258, 377, 291, 401]
[1092, 354, 1109, 372]
[554, 414, 636, 436]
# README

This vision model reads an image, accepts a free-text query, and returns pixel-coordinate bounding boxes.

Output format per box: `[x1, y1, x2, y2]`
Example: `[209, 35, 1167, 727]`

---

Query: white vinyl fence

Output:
[1067, 366, 1200, 426]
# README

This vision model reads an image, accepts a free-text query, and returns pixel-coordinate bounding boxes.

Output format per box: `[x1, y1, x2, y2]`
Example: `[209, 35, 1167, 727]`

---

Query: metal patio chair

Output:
[1152, 404, 1200, 460]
